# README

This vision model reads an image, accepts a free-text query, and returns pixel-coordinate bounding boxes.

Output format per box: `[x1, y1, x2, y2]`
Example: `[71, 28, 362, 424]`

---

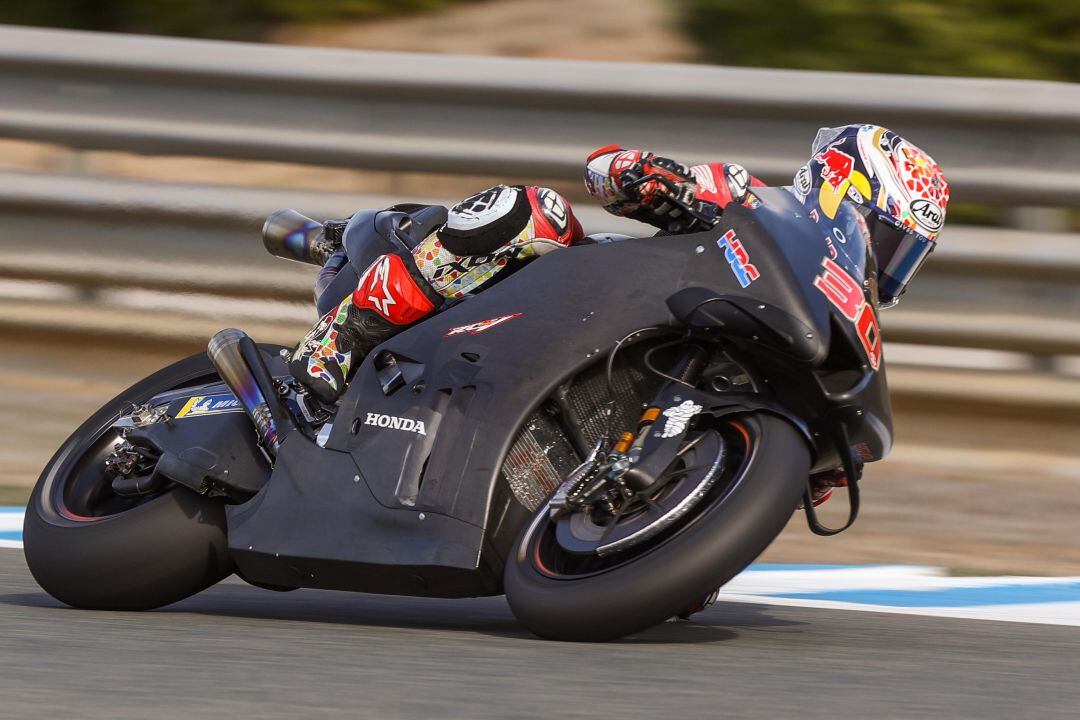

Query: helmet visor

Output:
[867, 212, 936, 307]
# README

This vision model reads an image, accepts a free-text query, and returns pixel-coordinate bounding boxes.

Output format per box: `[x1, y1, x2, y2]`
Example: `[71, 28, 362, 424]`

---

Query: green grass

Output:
[0, 0, 473, 41]
[678, 0, 1080, 83]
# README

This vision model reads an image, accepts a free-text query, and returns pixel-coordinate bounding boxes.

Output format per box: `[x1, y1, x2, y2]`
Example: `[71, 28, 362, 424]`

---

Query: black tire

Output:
[504, 413, 809, 641]
[22, 347, 282, 611]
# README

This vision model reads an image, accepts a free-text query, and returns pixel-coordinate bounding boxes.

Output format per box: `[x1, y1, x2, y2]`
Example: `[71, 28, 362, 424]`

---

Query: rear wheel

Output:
[504, 413, 809, 641]
[22, 348, 282, 610]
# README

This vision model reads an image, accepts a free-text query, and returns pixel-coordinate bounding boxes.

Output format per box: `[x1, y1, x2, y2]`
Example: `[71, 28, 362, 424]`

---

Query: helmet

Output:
[796, 124, 950, 307]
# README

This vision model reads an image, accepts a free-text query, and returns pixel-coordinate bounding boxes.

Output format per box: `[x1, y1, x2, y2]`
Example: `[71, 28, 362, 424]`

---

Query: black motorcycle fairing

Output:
[118, 347, 290, 500]
[326, 214, 834, 524]
[225, 191, 894, 597]
[343, 207, 448, 274]
[226, 432, 499, 596]
[124, 401, 270, 499]
[384, 203, 449, 249]
[757, 191, 892, 466]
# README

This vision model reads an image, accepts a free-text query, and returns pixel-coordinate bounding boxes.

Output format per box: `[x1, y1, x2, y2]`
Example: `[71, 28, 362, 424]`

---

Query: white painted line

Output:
[725, 565, 944, 595]
[720, 565, 1080, 626]
[717, 593, 1080, 627]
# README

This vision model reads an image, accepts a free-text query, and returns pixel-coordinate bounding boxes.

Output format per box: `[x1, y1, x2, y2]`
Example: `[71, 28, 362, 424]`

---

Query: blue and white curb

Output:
[2, 507, 1079, 626]
[720, 564, 1080, 627]
[0, 506, 23, 549]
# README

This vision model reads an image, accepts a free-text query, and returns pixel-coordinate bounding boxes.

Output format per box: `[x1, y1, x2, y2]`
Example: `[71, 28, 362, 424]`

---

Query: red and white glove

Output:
[584, 145, 760, 232]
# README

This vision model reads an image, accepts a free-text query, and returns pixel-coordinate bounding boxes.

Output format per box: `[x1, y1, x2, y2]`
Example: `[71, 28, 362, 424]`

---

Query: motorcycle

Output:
[23, 186, 895, 641]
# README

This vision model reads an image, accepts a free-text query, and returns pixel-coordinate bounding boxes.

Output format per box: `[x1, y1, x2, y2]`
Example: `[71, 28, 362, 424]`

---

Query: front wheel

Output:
[504, 413, 809, 641]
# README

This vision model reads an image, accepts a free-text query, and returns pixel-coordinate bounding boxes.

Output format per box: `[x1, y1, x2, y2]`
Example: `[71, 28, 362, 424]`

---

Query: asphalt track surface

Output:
[2, 552, 1079, 719]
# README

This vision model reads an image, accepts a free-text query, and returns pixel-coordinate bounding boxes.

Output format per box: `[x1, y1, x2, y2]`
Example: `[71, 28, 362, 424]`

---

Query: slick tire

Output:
[504, 413, 809, 642]
[23, 347, 281, 611]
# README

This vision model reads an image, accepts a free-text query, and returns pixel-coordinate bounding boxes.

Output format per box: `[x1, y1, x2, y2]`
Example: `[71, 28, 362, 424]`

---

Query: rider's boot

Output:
[807, 467, 848, 506]
[289, 253, 437, 404]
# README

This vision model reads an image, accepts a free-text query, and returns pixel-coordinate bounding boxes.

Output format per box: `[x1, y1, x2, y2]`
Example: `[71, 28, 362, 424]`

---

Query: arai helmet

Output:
[797, 124, 950, 307]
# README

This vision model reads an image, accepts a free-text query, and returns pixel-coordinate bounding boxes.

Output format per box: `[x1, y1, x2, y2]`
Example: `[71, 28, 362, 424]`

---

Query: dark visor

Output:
[864, 212, 936, 307]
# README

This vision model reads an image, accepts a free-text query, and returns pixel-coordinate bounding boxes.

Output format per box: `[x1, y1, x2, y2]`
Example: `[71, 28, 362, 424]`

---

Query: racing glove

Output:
[584, 146, 757, 233]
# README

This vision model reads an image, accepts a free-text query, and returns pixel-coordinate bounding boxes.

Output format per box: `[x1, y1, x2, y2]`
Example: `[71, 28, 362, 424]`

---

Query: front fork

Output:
[550, 344, 711, 515]
[620, 344, 709, 492]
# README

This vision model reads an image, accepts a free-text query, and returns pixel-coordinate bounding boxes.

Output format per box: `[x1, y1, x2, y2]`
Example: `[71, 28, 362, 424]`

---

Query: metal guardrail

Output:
[1, 169, 1077, 363]
[0, 25, 1077, 402]
[0, 25, 1079, 207]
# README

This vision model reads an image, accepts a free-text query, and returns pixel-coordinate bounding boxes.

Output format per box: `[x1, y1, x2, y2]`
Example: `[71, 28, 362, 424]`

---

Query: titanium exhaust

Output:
[261, 209, 338, 266]
[207, 328, 294, 458]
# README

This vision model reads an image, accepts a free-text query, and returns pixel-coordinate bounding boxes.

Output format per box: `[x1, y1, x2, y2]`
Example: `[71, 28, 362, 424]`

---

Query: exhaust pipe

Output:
[262, 209, 337, 266]
[207, 329, 294, 458]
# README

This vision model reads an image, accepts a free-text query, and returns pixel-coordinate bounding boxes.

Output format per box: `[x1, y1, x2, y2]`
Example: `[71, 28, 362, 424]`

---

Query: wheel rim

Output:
[39, 368, 222, 524]
[525, 420, 754, 580]
[555, 428, 725, 555]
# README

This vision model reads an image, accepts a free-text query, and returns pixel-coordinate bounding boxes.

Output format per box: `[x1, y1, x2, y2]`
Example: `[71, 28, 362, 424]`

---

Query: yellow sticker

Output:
[175, 394, 243, 419]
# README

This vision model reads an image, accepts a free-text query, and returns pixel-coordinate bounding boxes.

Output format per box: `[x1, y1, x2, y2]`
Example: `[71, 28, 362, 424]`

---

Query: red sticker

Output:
[444, 313, 523, 338]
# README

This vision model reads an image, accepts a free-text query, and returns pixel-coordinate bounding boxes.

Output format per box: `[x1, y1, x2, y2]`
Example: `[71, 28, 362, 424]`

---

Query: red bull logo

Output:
[816, 145, 854, 190]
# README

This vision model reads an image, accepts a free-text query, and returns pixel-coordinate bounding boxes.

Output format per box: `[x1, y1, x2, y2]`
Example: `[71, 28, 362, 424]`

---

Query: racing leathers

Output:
[288, 148, 762, 405]
[290, 184, 585, 403]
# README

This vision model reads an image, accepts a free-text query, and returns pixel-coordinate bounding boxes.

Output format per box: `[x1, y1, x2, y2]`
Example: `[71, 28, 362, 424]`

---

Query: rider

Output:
[290, 126, 949, 498]
[288, 151, 766, 403]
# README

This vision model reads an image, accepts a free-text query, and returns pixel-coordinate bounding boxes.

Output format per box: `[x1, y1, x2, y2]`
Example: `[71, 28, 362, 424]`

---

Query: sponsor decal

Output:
[812, 257, 881, 370]
[793, 165, 812, 196]
[809, 208, 820, 223]
[909, 198, 944, 232]
[444, 312, 523, 337]
[175, 393, 243, 419]
[660, 400, 702, 439]
[816, 145, 855, 190]
[364, 412, 427, 436]
[428, 246, 525, 282]
[716, 229, 760, 288]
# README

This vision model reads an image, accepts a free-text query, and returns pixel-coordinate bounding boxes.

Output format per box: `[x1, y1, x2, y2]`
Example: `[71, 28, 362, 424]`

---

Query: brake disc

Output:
[554, 429, 725, 556]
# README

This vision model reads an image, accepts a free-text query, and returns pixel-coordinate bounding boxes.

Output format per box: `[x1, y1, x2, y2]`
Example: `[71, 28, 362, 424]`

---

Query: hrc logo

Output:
[716, 230, 761, 288]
